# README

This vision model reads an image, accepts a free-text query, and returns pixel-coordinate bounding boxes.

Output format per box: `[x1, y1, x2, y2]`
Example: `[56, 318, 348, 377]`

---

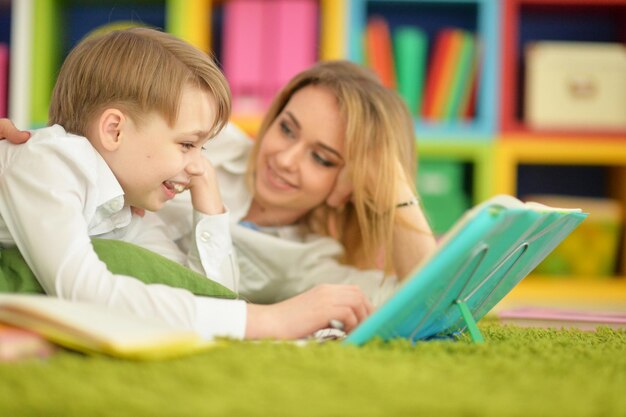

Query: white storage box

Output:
[525, 41, 626, 130]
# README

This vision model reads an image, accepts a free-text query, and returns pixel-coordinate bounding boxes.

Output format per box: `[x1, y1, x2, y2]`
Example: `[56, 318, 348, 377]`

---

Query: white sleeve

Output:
[186, 209, 240, 293]
[0, 141, 246, 340]
[233, 225, 399, 307]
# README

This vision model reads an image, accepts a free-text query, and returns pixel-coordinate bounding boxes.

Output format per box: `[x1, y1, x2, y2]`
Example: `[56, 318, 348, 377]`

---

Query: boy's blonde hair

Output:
[248, 60, 422, 273]
[49, 27, 230, 138]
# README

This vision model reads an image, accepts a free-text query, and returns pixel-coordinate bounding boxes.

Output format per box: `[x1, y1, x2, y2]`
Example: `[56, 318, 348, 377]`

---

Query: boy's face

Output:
[110, 85, 216, 212]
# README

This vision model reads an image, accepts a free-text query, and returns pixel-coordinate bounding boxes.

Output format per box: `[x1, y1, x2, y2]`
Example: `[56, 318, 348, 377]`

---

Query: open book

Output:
[344, 195, 588, 345]
[0, 294, 212, 360]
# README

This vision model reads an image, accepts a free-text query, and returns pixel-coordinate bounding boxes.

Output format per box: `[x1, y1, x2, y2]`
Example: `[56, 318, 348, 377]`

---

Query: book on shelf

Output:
[365, 16, 396, 89]
[393, 26, 427, 116]
[223, 0, 318, 113]
[222, 0, 265, 113]
[265, 0, 318, 107]
[444, 31, 476, 120]
[421, 28, 478, 122]
[344, 195, 587, 346]
[421, 28, 455, 120]
[0, 295, 213, 360]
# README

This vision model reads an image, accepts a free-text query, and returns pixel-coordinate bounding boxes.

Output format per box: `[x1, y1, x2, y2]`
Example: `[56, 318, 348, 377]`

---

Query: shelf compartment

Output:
[27, 0, 175, 128]
[418, 139, 494, 205]
[348, 0, 500, 140]
[495, 138, 626, 276]
[500, 0, 626, 137]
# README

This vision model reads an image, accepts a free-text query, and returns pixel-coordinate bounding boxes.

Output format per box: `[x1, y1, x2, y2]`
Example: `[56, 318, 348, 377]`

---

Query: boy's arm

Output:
[0, 133, 246, 340]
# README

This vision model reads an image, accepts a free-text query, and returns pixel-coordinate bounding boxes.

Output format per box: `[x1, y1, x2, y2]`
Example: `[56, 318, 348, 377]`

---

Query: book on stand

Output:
[345, 195, 588, 346]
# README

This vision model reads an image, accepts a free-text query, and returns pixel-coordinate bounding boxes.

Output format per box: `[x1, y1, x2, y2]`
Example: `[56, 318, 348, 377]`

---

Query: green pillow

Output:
[0, 238, 237, 299]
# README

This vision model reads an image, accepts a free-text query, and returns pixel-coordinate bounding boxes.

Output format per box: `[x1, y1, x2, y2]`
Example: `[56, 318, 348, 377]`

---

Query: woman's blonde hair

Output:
[49, 27, 231, 138]
[247, 60, 420, 273]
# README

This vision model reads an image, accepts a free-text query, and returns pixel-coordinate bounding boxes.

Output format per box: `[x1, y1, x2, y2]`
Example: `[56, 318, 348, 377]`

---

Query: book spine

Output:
[421, 29, 454, 120]
[429, 29, 464, 121]
[267, 0, 318, 107]
[365, 16, 396, 89]
[393, 27, 427, 116]
[459, 39, 480, 120]
[222, 0, 265, 112]
[444, 31, 476, 121]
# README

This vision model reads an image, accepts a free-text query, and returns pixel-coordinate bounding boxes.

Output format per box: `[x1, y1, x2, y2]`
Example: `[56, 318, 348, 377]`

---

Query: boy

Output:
[0, 29, 372, 340]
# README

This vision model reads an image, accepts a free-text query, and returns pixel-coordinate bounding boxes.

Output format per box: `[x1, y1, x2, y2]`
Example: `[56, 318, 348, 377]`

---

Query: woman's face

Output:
[254, 85, 346, 217]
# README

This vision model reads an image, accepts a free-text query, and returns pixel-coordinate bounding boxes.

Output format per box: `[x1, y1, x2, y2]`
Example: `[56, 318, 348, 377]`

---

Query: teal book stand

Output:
[344, 195, 588, 346]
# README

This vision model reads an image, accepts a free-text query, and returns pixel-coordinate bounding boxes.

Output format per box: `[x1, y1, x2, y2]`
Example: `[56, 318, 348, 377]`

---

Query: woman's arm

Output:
[327, 160, 437, 281]
[0, 118, 30, 143]
[392, 167, 438, 280]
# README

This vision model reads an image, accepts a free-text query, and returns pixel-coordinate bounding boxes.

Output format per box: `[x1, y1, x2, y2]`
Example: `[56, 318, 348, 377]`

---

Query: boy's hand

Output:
[0, 118, 30, 143]
[245, 284, 374, 340]
[187, 154, 225, 216]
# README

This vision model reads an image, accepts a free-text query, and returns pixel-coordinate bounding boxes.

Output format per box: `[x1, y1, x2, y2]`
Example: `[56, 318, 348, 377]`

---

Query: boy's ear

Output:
[97, 109, 126, 152]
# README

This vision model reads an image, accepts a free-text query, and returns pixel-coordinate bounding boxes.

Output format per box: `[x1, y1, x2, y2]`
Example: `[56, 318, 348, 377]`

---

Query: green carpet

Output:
[1, 321, 625, 417]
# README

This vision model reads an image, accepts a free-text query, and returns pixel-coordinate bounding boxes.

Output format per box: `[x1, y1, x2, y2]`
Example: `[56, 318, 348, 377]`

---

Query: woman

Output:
[160, 60, 436, 307]
[1, 60, 437, 309]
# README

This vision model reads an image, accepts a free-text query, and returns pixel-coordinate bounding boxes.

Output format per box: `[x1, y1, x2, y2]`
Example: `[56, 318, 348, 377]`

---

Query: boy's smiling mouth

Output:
[163, 180, 188, 194]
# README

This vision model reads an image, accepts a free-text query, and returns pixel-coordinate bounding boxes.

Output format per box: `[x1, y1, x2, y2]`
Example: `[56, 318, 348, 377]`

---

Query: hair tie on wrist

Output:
[396, 197, 418, 208]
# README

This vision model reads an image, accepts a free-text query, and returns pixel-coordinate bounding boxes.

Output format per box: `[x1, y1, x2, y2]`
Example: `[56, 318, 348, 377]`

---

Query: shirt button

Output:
[200, 232, 212, 242]
[111, 199, 123, 212]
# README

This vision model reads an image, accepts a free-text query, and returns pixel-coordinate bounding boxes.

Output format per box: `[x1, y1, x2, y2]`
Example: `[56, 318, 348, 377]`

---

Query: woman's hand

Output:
[326, 166, 353, 208]
[245, 284, 374, 340]
[0, 118, 30, 143]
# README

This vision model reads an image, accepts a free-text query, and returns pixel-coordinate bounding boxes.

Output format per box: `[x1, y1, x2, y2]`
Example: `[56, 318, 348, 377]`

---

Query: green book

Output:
[393, 26, 427, 115]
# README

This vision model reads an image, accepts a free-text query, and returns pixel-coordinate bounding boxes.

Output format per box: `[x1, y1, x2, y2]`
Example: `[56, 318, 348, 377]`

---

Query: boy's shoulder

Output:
[1, 125, 101, 174]
[24, 125, 96, 156]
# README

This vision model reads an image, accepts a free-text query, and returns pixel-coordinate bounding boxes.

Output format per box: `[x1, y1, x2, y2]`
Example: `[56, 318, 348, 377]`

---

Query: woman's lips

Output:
[265, 165, 296, 191]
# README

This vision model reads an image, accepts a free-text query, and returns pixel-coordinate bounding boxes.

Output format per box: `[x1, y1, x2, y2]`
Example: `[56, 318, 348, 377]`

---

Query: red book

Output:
[365, 16, 396, 89]
[425, 29, 465, 121]
[421, 29, 457, 120]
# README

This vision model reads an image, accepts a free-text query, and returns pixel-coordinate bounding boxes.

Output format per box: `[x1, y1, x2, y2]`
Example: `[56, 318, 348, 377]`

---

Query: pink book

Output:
[0, 43, 8, 117]
[264, 0, 318, 106]
[0, 323, 56, 362]
[498, 307, 626, 331]
[222, 0, 265, 112]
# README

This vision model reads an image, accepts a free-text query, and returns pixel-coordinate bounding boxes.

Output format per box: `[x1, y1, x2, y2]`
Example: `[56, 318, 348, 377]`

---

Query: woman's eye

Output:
[181, 143, 195, 150]
[279, 121, 295, 138]
[312, 152, 336, 168]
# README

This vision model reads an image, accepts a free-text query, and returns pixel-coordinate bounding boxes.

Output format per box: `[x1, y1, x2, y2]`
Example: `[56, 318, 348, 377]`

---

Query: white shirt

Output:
[159, 123, 399, 307]
[0, 125, 246, 340]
